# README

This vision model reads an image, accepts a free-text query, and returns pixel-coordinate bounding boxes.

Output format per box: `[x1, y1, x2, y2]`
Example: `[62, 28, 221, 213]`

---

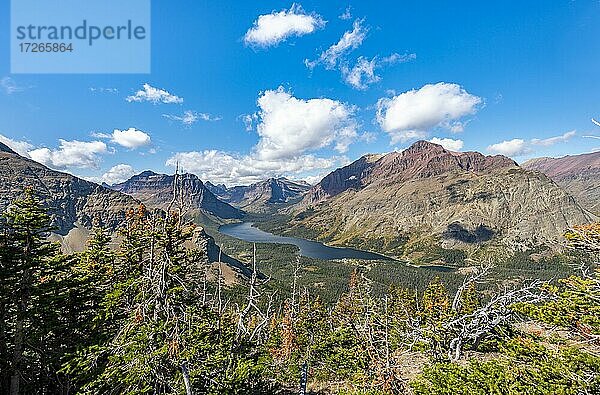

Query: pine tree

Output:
[0, 189, 71, 393]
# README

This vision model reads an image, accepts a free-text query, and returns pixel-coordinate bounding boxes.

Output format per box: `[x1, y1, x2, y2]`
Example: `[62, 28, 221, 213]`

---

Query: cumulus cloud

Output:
[126, 83, 183, 104]
[111, 128, 151, 149]
[302, 173, 327, 185]
[487, 131, 577, 157]
[253, 86, 358, 160]
[163, 110, 221, 126]
[166, 150, 341, 186]
[306, 19, 367, 70]
[244, 4, 325, 47]
[487, 139, 529, 157]
[376, 82, 482, 144]
[429, 137, 464, 151]
[29, 140, 107, 169]
[0, 134, 33, 156]
[342, 53, 416, 90]
[165, 87, 358, 185]
[101, 164, 136, 185]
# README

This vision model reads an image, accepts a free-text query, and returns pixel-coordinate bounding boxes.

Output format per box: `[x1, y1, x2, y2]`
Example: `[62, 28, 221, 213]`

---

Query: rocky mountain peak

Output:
[370, 141, 517, 184]
[404, 140, 448, 154]
[137, 170, 158, 178]
[111, 171, 242, 219]
[303, 143, 518, 205]
[209, 176, 311, 212]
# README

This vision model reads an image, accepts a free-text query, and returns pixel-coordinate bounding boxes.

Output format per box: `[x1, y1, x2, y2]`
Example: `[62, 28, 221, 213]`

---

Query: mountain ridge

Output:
[522, 151, 600, 214]
[290, 140, 595, 255]
[208, 177, 311, 213]
[0, 147, 142, 251]
[111, 171, 243, 219]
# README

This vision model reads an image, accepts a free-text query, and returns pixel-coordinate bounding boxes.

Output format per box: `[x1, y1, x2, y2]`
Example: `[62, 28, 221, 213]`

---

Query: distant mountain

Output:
[111, 171, 243, 219]
[208, 177, 311, 213]
[0, 142, 139, 251]
[290, 140, 595, 255]
[522, 151, 600, 214]
[205, 181, 228, 197]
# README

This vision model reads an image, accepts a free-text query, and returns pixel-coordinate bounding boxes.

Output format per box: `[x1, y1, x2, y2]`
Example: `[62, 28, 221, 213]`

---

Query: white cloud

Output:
[111, 128, 151, 149]
[166, 150, 341, 186]
[29, 140, 107, 169]
[376, 82, 482, 144]
[90, 87, 118, 94]
[90, 132, 112, 139]
[166, 87, 358, 185]
[487, 139, 529, 157]
[487, 131, 577, 157]
[359, 131, 377, 143]
[302, 173, 327, 185]
[342, 57, 378, 90]
[583, 135, 600, 140]
[254, 86, 358, 160]
[305, 19, 367, 70]
[342, 53, 416, 90]
[126, 83, 183, 104]
[101, 164, 136, 185]
[339, 6, 352, 20]
[0, 134, 33, 156]
[163, 110, 221, 125]
[1, 77, 26, 94]
[244, 4, 325, 47]
[241, 114, 257, 131]
[530, 130, 576, 146]
[429, 137, 464, 151]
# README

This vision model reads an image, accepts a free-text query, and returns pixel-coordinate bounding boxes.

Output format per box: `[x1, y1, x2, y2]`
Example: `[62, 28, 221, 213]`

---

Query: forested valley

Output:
[0, 189, 599, 394]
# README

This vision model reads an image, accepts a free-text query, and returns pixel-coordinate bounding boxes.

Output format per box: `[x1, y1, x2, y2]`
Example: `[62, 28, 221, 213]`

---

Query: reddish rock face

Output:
[292, 140, 594, 252]
[365, 140, 516, 185]
[303, 154, 381, 205]
[523, 152, 600, 178]
[303, 140, 517, 204]
[523, 151, 600, 213]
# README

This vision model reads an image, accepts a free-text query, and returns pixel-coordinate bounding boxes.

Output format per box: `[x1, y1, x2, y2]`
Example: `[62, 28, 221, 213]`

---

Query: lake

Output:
[218, 222, 392, 261]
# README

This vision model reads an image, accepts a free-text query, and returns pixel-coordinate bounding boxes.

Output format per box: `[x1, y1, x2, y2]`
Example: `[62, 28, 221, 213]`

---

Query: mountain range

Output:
[523, 151, 600, 214]
[287, 141, 595, 255]
[110, 170, 243, 219]
[1, 138, 598, 260]
[0, 141, 141, 251]
[206, 177, 311, 213]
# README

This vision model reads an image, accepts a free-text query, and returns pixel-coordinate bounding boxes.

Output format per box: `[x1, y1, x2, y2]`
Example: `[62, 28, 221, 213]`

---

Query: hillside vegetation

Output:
[1, 189, 599, 394]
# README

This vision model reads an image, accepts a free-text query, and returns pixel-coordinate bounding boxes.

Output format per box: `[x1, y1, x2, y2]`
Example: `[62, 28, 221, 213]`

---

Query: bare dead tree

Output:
[452, 261, 494, 312]
[445, 280, 548, 361]
[217, 247, 223, 315]
[237, 243, 271, 341]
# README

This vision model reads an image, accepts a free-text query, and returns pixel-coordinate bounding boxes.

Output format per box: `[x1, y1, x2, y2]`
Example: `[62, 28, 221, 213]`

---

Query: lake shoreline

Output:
[218, 221, 393, 261]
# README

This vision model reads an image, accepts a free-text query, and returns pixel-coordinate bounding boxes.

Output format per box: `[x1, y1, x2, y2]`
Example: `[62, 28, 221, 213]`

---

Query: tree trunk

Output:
[182, 362, 193, 395]
[10, 264, 31, 395]
[10, 305, 24, 395]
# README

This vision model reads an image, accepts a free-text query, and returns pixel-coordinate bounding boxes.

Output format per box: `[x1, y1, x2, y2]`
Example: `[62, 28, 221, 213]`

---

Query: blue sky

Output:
[1, 0, 599, 185]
